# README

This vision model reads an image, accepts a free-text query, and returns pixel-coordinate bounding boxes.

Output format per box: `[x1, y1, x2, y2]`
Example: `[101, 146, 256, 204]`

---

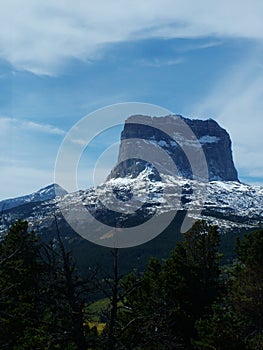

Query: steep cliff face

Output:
[109, 115, 238, 182]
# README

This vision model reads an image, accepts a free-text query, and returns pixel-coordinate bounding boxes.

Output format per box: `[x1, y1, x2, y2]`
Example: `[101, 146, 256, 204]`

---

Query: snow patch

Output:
[199, 135, 220, 144]
[157, 140, 169, 147]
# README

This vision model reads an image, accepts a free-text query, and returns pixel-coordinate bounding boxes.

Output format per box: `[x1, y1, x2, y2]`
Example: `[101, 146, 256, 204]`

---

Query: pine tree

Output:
[117, 220, 222, 349]
[194, 229, 263, 350]
[231, 229, 263, 348]
[0, 220, 46, 349]
[0, 219, 99, 349]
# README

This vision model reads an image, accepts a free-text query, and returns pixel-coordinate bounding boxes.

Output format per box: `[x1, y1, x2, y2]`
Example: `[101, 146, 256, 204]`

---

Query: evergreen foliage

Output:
[116, 221, 222, 349]
[0, 220, 262, 349]
[194, 229, 263, 350]
[0, 220, 97, 349]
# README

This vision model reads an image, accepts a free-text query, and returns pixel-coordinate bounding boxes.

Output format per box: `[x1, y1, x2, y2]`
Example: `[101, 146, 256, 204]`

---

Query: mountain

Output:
[109, 115, 238, 182]
[0, 115, 261, 235]
[0, 114, 262, 272]
[1, 171, 262, 235]
[0, 184, 67, 211]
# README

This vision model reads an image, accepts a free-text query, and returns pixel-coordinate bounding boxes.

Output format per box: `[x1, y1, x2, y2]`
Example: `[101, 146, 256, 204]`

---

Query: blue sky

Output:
[1, 1, 263, 199]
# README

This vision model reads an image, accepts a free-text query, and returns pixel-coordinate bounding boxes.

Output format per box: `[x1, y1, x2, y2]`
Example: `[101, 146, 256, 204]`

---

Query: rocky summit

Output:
[0, 183, 67, 212]
[109, 115, 238, 182]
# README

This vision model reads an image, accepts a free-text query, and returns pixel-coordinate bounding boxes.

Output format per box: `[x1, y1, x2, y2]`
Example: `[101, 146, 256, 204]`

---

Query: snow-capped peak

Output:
[0, 184, 67, 211]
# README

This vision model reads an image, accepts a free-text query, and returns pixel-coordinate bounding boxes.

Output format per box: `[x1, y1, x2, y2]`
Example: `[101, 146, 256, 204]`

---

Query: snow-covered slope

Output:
[1, 115, 262, 240]
[84, 169, 263, 230]
[1, 170, 262, 239]
[0, 184, 67, 211]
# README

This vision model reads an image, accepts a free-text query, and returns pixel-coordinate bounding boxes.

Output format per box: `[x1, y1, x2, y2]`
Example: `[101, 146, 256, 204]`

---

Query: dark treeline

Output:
[0, 220, 262, 349]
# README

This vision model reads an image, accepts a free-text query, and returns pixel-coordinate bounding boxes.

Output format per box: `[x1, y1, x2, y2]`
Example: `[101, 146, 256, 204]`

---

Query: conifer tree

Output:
[0, 220, 46, 348]
[194, 229, 263, 350]
[117, 220, 221, 349]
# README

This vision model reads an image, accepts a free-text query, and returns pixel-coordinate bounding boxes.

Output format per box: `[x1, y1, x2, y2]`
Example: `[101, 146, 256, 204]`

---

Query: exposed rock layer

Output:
[109, 115, 238, 182]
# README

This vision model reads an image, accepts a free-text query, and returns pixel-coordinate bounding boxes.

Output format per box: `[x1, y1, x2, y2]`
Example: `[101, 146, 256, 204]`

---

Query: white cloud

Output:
[0, 116, 65, 135]
[24, 121, 65, 135]
[175, 40, 223, 52]
[139, 57, 185, 67]
[0, 0, 263, 75]
[70, 138, 87, 146]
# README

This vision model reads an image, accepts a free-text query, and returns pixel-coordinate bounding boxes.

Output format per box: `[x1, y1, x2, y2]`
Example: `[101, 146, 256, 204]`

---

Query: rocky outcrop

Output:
[108, 115, 239, 182]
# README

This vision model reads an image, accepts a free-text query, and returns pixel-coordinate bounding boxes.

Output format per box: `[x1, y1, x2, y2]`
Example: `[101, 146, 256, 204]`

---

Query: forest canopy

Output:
[0, 220, 262, 349]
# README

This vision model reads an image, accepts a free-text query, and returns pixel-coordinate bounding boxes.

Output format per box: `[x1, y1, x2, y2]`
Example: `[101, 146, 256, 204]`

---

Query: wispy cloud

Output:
[139, 57, 184, 67]
[0, 1, 263, 75]
[0, 116, 64, 199]
[24, 121, 65, 135]
[192, 51, 263, 184]
[174, 40, 222, 52]
[70, 138, 87, 146]
[0, 156, 27, 166]
[0, 117, 65, 135]
[0, 165, 53, 200]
